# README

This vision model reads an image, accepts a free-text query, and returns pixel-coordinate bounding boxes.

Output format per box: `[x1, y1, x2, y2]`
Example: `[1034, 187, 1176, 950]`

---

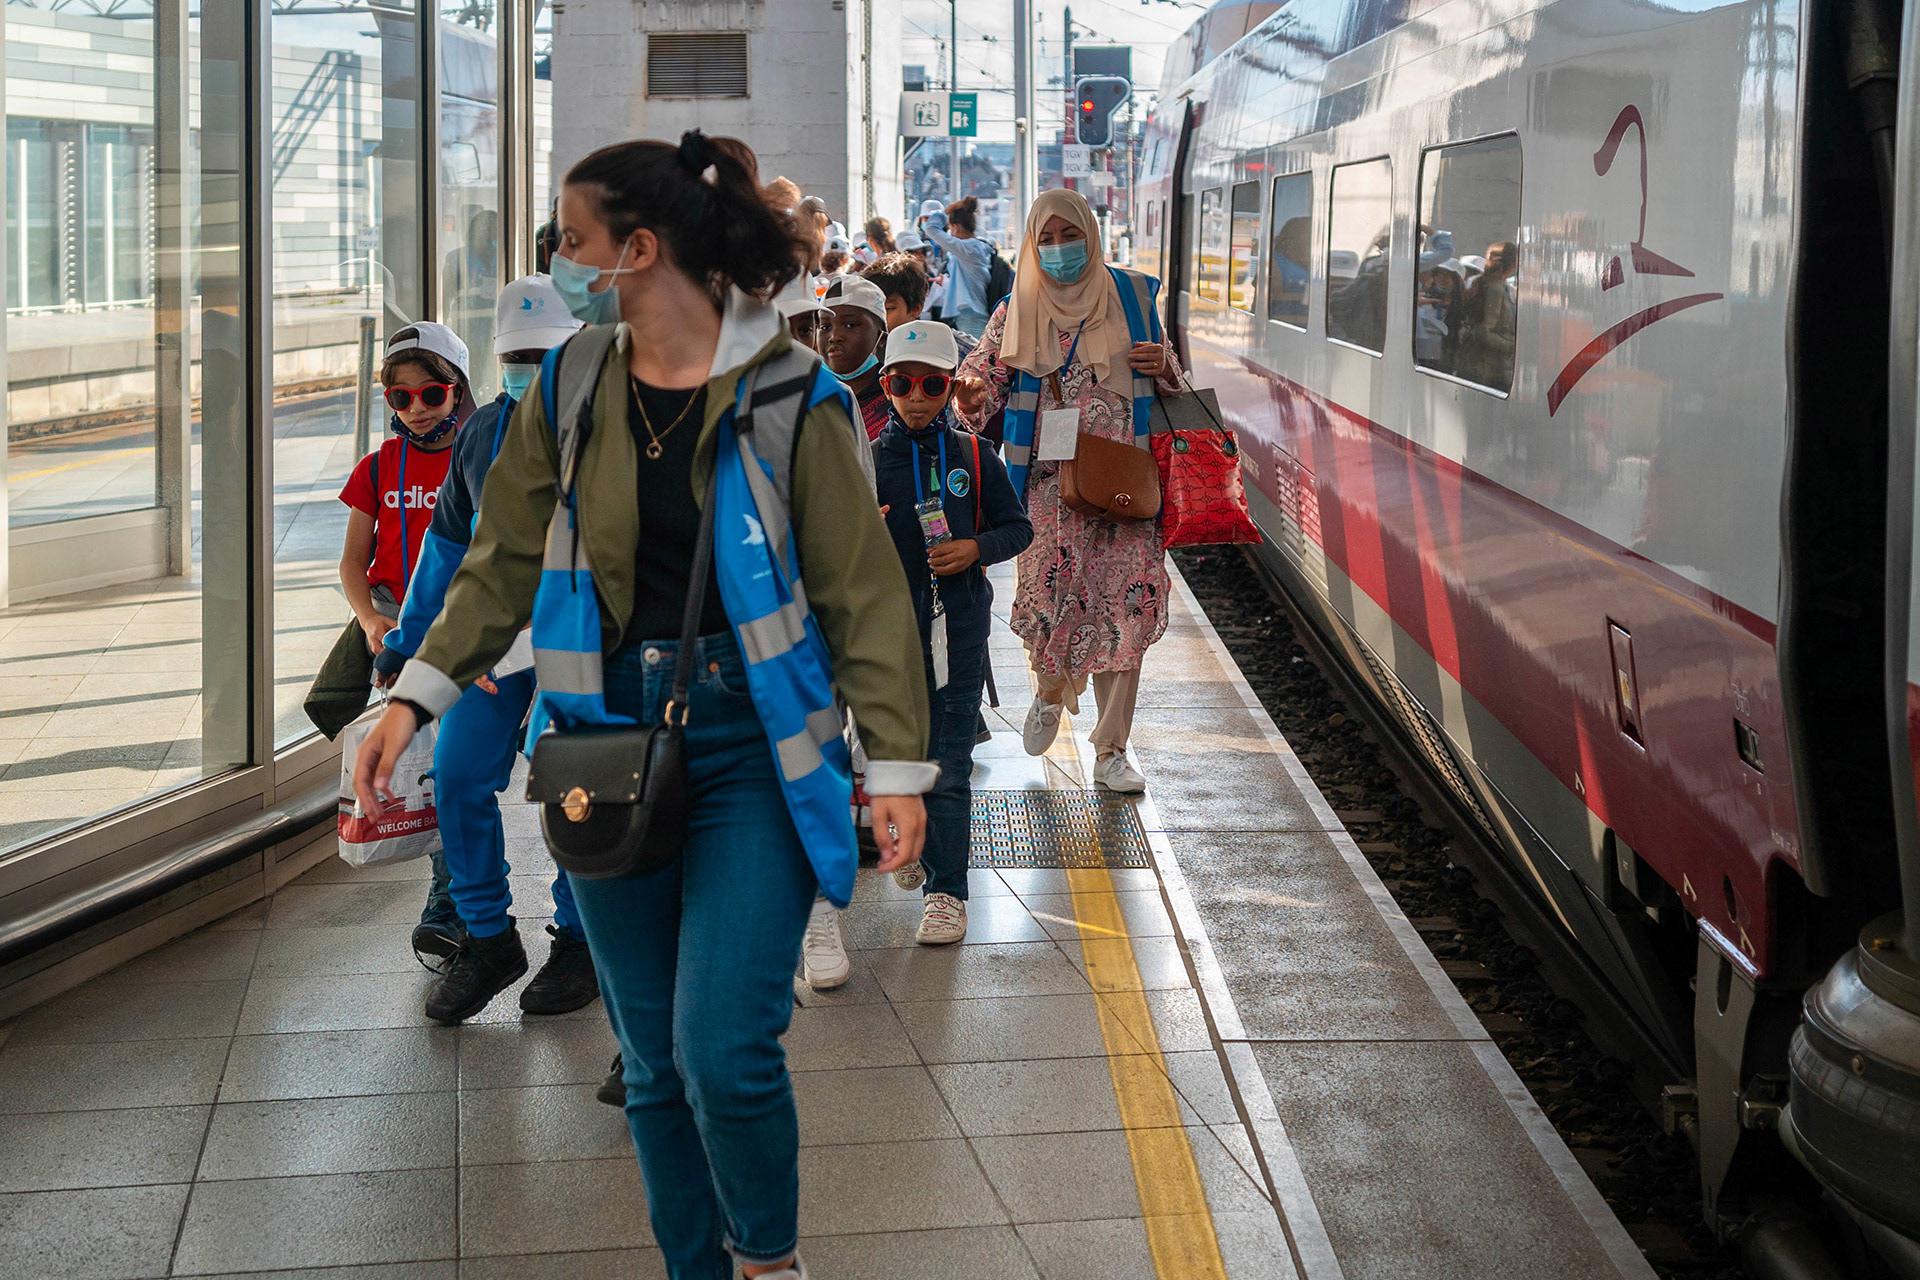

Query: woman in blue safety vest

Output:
[352, 130, 931, 1280]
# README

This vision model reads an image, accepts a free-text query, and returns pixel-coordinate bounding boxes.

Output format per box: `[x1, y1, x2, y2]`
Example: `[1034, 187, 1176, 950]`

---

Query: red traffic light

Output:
[1081, 99, 1095, 112]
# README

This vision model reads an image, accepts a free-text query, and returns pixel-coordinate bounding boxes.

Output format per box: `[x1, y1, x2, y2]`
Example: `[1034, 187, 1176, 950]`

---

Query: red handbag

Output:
[1148, 381, 1262, 550]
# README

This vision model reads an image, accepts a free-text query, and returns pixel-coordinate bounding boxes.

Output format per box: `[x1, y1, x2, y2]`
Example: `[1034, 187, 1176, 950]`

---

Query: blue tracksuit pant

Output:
[434, 668, 582, 940]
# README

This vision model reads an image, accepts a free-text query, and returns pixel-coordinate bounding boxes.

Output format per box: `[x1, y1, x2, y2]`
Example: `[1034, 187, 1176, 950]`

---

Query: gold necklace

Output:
[630, 376, 700, 460]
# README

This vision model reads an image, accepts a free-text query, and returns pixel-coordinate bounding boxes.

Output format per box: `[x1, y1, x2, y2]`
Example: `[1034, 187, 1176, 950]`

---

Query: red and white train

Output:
[1139, 0, 1920, 1271]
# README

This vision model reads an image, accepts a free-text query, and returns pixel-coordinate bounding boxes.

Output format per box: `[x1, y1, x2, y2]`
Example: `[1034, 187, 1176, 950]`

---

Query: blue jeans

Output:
[566, 631, 817, 1279]
[434, 669, 581, 940]
[923, 622, 988, 900]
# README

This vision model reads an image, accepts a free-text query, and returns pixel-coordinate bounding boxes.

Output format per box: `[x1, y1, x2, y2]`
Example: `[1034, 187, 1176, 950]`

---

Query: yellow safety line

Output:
[8, 446, 149, 483]
[1067, 863, 1231, 1278]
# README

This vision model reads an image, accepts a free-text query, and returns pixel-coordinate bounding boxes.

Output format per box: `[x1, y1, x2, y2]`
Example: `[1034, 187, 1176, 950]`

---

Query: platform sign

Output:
[1061, 145, 1094, 178]
[948, 92, 978, 137]
[901, 92, 949, 137]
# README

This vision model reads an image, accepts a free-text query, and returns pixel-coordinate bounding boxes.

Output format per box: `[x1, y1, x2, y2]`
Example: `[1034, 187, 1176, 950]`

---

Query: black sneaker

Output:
[410, 921, 467, 970]
[520, 924, 601, 1015]
[423, 924, 528, 1024]
[596, 1054, 625, 1107]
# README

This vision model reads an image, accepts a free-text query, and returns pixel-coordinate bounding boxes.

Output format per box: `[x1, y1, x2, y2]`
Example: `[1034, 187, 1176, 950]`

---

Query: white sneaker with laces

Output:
[916, 892, 968, 945]
[1094, 752, 1147, 794]
[1022, 695, 1064, 755]
[801, 900, 851, 990]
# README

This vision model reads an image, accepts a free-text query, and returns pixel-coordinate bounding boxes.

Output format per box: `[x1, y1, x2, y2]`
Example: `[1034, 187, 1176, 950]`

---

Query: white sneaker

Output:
[802, 901, 851, 990]
[754, 1261, 807, 1280]
[1022, 695, 1064, 755]
[893, 860, 927, 891]
[916, 892, 968, 945]
[1094, 752, 1147, 794]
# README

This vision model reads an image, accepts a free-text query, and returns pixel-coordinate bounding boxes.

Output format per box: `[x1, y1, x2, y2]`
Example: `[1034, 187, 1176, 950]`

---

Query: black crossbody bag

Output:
[523, 460, 720, 880]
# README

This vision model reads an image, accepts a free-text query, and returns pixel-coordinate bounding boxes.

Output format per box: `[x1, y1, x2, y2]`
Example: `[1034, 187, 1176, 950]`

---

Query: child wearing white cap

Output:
[369, 280, 603, 1028]
[870, 321, 1032, 942]
[819, 274, 894, 440]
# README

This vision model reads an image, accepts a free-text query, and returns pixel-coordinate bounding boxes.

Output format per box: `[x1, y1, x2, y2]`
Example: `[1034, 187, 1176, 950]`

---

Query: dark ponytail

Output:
[565, 130, 806, 297]
[945, 195, 980, 234]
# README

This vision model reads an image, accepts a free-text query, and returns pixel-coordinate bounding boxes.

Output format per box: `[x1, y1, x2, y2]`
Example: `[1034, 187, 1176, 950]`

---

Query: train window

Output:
[1325, 157, 1393, 354]
[1228, 181, 1260, 313]
[1414, 135, 1521, 393]
[1196, 187, 1226, 302]
[1267, 172, 1312, 329]
[1180, 194, 1196, 294]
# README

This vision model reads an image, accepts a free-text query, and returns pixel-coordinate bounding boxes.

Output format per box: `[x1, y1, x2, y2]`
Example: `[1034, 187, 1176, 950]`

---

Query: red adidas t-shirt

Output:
[338, 437, 456, 600]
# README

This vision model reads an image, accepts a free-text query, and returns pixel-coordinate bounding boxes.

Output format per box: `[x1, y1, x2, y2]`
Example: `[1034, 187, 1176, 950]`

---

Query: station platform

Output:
[0, 563, 1656, 1279]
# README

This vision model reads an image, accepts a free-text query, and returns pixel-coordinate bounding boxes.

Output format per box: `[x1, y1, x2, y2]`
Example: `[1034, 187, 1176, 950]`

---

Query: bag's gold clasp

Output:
[561, 787, 593, 823]
[663, 700, 690, 727]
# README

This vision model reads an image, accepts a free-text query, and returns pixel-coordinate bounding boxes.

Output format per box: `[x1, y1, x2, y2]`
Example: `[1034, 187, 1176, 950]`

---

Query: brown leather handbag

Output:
[1051, 372, 1162, 522]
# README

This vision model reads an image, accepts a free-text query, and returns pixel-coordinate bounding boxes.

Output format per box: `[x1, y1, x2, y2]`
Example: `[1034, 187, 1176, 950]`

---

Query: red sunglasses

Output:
[883, 372, 952, 399]
[384, 382, 456, 412]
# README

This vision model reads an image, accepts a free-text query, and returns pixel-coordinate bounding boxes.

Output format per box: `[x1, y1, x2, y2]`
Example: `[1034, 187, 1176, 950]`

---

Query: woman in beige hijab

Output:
[955, 188, 1180, 793]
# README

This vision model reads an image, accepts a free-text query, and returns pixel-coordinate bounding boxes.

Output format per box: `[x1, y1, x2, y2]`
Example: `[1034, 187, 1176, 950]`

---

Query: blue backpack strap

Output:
[538, 342, 564, 438]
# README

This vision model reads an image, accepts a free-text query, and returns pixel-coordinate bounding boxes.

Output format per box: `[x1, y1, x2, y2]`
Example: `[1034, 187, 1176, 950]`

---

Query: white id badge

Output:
[1037, 408, 1081, 462]
[930, 610, 950, 689]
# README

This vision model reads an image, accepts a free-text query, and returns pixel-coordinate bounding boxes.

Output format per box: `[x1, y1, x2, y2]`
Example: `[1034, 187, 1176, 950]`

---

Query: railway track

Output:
[1173, 545, 1746, 1280]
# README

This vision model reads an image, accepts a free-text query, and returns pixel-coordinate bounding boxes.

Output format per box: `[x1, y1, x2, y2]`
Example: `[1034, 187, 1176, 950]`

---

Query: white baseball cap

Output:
[385, 321, 470, 381]
[773, 271, 830, 320]
[826, 235, 852, 254]
[494, 274, 582, 354]
[896, 230, 928, 253]
[825, 221, 848, 242]
[880, 319, 960, 373]
[820, 274, 888, 322]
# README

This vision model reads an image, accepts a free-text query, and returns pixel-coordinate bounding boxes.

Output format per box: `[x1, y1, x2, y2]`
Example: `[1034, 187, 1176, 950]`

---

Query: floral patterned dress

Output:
[959, 299, 1182, 681]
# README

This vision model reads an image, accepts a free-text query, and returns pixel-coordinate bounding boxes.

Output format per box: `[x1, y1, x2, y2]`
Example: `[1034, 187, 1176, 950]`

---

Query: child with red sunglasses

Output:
[337, 321, 473, 960]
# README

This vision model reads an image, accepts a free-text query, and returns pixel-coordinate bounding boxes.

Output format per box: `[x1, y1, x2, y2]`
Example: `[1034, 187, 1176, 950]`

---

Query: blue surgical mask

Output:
[549, 242, 632, 324]
[1037, 240, 1090, 283]
[500, 362, 538, 402]
[835, 351, 879, 382]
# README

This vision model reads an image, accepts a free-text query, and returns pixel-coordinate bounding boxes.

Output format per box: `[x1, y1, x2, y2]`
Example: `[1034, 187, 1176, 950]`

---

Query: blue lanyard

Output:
[911, 430, 949, 507]
[1061, 320, 1087, 379]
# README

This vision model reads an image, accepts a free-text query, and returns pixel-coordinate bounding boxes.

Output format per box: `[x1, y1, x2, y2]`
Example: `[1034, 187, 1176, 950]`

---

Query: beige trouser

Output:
[1035, 667, 1143, 758]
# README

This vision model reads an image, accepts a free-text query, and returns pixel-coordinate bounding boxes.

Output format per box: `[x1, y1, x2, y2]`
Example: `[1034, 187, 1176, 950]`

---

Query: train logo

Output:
[1545, 105, 1726, 417]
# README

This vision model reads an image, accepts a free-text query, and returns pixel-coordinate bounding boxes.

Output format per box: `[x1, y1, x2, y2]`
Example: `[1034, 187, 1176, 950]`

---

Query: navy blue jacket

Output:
[872, 408, 1033, 643]
[373, 394, 513, 679]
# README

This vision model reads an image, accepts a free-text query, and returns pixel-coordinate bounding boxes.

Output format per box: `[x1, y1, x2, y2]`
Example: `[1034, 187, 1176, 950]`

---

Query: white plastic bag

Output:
[336, 712, 442, 868]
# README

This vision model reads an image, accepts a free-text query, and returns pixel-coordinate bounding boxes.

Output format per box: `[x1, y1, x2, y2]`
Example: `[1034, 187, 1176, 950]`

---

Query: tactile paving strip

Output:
[970, 789, 1154, 868]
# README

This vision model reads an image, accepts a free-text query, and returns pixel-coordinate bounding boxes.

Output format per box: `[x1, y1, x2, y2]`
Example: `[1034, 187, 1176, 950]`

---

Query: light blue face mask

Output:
[835, 351, 879, 382]
[1037, 239, 1091, 283]
[500, 362, 538, 402]
[549, 242, 631, 325]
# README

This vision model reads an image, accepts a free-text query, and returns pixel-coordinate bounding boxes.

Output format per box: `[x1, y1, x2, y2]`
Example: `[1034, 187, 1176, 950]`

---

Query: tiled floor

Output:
[0, 562, 1657, 1279]
[0, 572, 1291, 1277]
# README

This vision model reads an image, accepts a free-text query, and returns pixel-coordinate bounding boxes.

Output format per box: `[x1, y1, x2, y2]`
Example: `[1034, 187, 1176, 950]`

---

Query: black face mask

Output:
[390, 412, 456, 446]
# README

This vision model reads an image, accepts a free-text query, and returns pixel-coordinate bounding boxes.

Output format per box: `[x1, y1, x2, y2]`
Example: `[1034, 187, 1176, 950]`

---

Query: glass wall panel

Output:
[1326, 157, 1392, 354]
[0, 0, 252, 853]
[268, 0, 425, 746]
[534, 0, 555, 231]
[440, 0, 502, 395]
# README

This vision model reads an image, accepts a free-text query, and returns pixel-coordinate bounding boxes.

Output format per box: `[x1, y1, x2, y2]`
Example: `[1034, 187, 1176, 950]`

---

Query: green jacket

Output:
[392, 291, 932, 780]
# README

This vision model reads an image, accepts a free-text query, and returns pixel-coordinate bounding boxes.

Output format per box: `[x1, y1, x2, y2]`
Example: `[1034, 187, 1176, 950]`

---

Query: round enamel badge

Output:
[946, 468, 972, 499]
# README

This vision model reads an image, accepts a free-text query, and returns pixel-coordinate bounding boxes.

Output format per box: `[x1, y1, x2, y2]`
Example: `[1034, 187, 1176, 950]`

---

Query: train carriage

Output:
[1140, 0, 1920, 1270]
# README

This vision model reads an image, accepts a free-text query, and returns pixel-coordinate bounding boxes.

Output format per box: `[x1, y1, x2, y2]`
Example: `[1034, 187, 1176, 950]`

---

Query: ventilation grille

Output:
[646, 33, 749, 99]
[1353, 641, 1494, 833]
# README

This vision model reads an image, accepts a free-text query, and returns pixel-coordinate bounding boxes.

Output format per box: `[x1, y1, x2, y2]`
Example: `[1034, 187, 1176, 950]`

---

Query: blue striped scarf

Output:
[1000, 265, 1163, 503]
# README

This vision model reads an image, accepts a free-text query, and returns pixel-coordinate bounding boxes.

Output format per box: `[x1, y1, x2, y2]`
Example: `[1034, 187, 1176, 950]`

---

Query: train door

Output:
[1163, 100, 1198, 356]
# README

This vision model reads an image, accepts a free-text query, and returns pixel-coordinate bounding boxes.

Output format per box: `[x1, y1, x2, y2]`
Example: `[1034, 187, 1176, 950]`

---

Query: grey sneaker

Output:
[1022, 695, 1064, 755]
[801, 900, 851, 990]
